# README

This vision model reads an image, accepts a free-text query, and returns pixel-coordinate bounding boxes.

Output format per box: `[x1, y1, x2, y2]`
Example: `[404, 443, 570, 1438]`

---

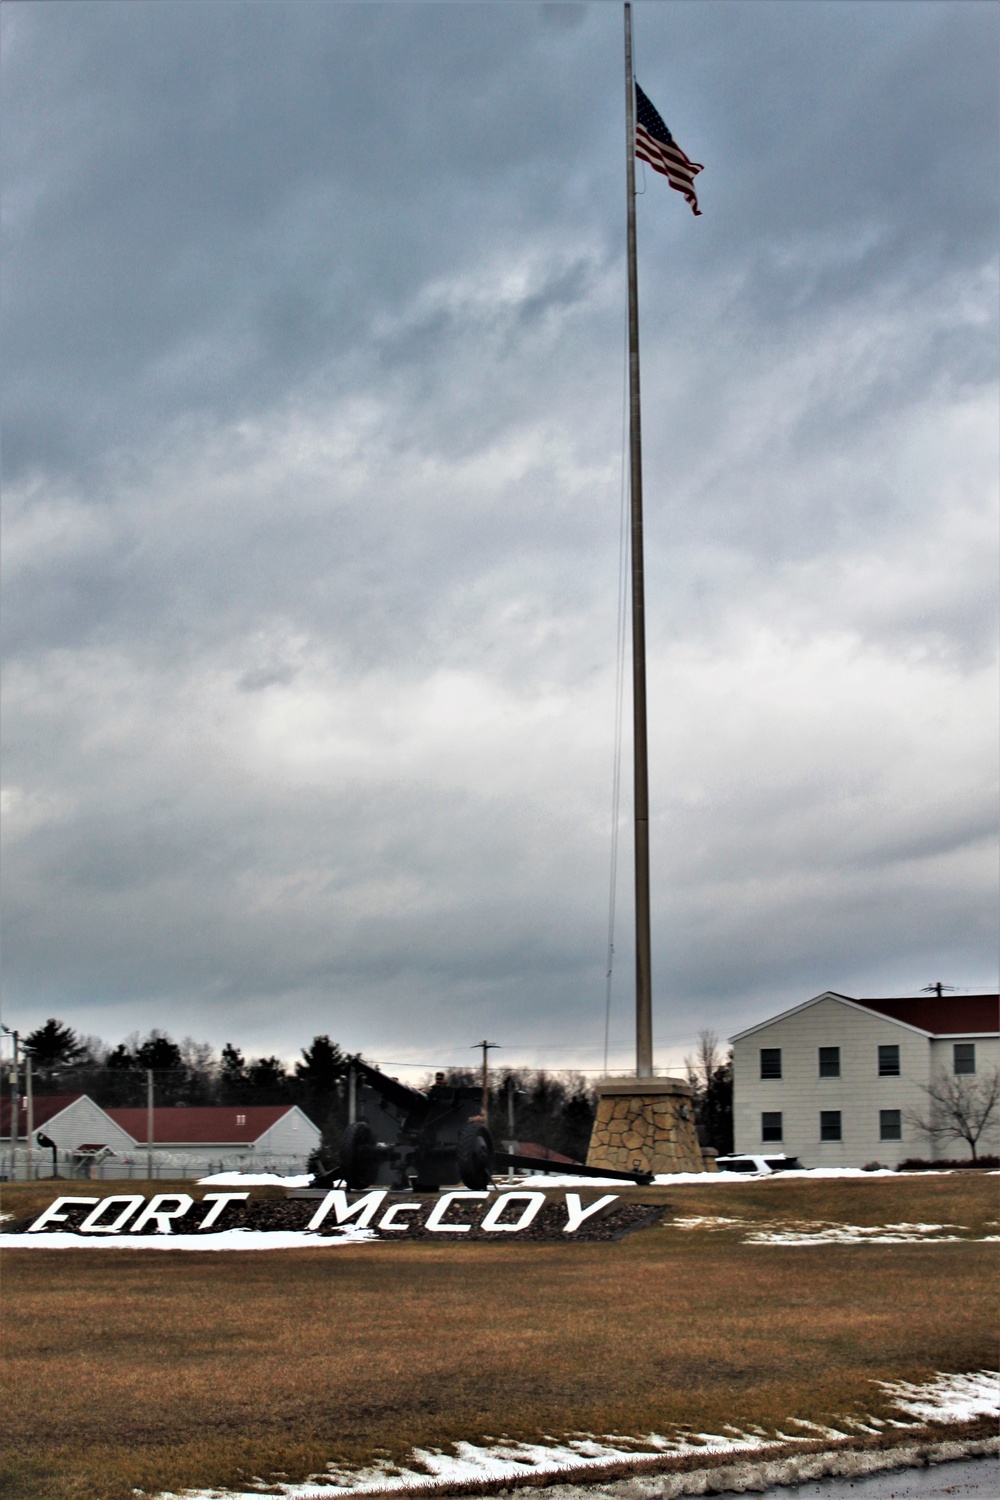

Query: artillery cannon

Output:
[312, 1060, 654, 1191]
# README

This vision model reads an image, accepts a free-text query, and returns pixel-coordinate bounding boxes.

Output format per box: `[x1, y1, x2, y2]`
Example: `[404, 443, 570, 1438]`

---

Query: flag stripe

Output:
[634, 83, 703, 217]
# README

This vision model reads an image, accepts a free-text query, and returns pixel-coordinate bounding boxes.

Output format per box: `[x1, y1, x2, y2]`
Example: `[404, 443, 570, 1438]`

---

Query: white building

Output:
[103, 1103, 321, 1177]
[731, 992, 1000, 1168]
[1, 1093, 137, 1179]
[1, 1096, 321, 1179]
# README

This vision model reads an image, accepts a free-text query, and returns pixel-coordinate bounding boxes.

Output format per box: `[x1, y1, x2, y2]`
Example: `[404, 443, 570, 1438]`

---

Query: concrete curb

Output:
[514, 1437, 1000, 1498]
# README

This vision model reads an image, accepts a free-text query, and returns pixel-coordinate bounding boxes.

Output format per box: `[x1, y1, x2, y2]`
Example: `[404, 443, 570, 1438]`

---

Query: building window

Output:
[878, 1044, 900, 1077]
[761, 1112, 783, 1142]
[818, 1046, 840, 1078]
[953, 1044, 976, 1075]
[236, 1113, 246, 1125]
[880, 1110, 902, 1142]
[760, 1048, 782, 1079]
[820, 1111, 842, 1142]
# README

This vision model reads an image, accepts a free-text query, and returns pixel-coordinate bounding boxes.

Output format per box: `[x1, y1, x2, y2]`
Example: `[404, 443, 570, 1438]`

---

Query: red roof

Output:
[855, 994, 999, 1036]
[103, 1105, 304, 1145]
[0, 1092, 84, 1136]
[513, 1142, 580, 1164]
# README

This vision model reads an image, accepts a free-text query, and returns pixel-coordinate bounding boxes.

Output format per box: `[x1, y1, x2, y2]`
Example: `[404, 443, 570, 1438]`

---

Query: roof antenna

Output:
[920, 982, 957, 999]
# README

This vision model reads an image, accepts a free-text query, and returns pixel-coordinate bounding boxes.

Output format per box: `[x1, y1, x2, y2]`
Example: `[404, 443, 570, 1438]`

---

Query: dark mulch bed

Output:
[4, 1191, 665, 1242]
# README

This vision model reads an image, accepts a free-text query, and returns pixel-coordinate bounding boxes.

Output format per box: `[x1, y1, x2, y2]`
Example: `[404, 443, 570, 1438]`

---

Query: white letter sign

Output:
[198, 1192, 249, 1229]
[425, 1191, 489, 1231]
[563, 1193, 618, 1233]
[28, 1197, 98, 1232]
[78, 1196, 145, 1234]
[130, 1194, 194, 1234]
[379, 1201, 422, 1231]
[481, 1191, 546, 1233]
[307, 1190, 386, 1231]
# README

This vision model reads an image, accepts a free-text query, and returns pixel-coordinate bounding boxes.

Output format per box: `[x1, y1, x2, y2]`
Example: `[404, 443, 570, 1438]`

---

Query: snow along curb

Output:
[507, 1436, 1000, 1498]
[164, 1371, 998, 1498]
[175, 1434, 1000, 1500]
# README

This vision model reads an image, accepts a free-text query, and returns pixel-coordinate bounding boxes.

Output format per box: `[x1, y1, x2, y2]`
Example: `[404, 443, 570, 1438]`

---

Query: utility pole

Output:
[2, 1025, 20, 1181]
[347, 1064, 357, 1125]
[624, 2, 653, 1079]
[473, 1041, 500, 1127]
[26, 1056, 34, 1181]
[146, 1068, 155, 1180]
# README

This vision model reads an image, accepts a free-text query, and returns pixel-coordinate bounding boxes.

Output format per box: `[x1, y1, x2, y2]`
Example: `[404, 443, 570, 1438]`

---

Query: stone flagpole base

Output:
[586, 1076, 716, 1176]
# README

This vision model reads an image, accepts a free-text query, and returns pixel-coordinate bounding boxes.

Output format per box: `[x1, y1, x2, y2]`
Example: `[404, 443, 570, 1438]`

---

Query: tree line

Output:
[14, 1017, 738, 1165]
[13, 1018, 603, 1164]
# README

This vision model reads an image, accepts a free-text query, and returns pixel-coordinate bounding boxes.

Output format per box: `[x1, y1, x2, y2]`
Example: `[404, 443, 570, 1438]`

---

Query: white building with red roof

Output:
[2, 1096, 320, 1179]
[731, 992, 1000, 1168]
[103, 1104, 319, 1176]
[1, 1093, 137, 1178]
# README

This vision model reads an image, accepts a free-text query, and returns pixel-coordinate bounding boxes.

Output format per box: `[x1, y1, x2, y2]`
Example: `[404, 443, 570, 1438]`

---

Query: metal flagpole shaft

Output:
[624, 3, 653, 1079]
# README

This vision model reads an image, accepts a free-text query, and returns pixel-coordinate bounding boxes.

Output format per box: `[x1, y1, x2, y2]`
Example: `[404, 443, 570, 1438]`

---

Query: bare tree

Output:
[684, 1029, 720, 1092]
[683, 1030, 733, 1154]
[906, 1068, 1000, 1161]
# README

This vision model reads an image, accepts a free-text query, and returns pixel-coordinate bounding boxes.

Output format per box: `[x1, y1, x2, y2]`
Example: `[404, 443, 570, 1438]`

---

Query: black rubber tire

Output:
[457, 1124, 494, 1190]
[340, 1120, 377, 1189]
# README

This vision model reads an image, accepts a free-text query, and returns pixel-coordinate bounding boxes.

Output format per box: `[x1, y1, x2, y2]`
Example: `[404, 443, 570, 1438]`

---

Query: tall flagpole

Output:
[623, 2, 653, 1079]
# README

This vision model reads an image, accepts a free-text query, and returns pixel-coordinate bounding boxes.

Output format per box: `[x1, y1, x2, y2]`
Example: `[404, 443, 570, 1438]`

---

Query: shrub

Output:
[897, 1155, 1000, 1172]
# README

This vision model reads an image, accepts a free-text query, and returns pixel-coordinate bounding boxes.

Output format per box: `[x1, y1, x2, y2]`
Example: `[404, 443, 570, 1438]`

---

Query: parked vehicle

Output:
[714, 1153, 803, 1174]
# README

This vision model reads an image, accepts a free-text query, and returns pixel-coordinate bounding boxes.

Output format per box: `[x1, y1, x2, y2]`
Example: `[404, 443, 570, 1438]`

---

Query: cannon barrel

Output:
[351, 1058, 432, 1117]
[494, 1150, 654, 1187]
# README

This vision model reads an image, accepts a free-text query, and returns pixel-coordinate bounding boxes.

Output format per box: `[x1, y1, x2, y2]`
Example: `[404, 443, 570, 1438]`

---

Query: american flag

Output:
[635, 83, 703, 216]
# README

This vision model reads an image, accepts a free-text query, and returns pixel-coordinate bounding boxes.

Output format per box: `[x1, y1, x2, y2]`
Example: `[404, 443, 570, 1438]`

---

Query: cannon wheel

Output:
[340, 1120, 377, 1189]
[457, 1124, 494, 1190]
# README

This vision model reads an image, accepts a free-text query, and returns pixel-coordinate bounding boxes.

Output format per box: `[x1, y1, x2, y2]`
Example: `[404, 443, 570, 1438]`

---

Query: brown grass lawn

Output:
[1, 1174, 997, 1500]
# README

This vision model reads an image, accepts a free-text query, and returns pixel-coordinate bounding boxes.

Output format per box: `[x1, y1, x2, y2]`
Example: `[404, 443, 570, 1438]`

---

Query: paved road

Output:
[742, 1456, 1000, 1499]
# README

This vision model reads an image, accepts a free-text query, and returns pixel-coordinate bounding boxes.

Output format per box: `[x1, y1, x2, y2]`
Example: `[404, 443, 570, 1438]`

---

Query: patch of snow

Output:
[877, 1370, 1000, 1425]
[165, 1429, 782, 1499]
[165, 1371, 999, 1498]
[196, 1172, 316, 1187]
[669, 1216, 985, 1245]
[672, 1216, 745, 1230]
[661, 1167, 900, 1185]
[511, 1170, 884, 1187]
[518, 1174, 652, 1188]
[0, 1227, 374, 1252]
[521, 1167, 906, 1188]
[747, 1222, 969, 1245]
[192, 1166, 931, 1192]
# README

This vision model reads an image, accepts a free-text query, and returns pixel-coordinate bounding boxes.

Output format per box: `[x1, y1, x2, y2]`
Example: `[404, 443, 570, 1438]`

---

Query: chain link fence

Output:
[0, 1149, 311, 1182]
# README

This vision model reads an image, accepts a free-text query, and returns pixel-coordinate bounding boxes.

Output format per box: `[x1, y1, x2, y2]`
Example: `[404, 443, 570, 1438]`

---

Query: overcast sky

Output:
[2, 0, 997, 1080]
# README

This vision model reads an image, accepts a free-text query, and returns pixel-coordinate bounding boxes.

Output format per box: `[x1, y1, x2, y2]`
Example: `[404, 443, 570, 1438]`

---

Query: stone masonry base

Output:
[586, 1076, 713, 1176]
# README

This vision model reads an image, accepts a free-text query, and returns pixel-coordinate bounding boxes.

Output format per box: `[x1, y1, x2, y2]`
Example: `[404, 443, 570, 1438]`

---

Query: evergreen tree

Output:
[295, 1035, 347, 1127]
[99, 1038, 147, 1105]
[296, 1035, 346, 1095]
[23, 1019, 86, 1088]
[135, 1032, 184, 1073]
[685, 1031, 733, 1154]
[244, 1055, 292, 1104]
[218, 1043, 248, 1104]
